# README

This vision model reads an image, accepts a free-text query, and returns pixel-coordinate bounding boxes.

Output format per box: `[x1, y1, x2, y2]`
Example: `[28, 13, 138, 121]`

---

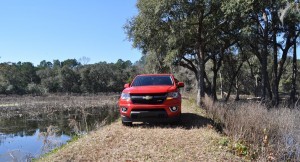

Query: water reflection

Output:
[0, 106, 118, 161]
[0, 129, 69, 162]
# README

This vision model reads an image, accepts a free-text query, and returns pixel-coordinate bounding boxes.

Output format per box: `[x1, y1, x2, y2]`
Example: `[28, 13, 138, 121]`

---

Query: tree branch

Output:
[182, 56, 197, 72]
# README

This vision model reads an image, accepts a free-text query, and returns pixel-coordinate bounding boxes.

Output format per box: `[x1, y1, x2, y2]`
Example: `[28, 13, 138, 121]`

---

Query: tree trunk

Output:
[225, 82, 233, 102]
[272, 20, 279, 106]
[261, 11, 272, 101]
[261, 53, 268, 100]
[261, 38, 272, 101]
[211, 51, 223, 101]
[212, 68, 218, 101]
[211, 56, 218, 101]
[225, 62, 244, 102]
[204, 72, 211, 96]
[235, 77, 240, 101]
[220, 72, 223, 99]
[196, 50, 205, 107]
[290, 34, 297, 103]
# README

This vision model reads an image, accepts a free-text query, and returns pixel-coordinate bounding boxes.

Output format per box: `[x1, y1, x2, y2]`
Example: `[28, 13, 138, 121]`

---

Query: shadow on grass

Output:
[180, 113, 215, 129]
[131, 113, 222, 131]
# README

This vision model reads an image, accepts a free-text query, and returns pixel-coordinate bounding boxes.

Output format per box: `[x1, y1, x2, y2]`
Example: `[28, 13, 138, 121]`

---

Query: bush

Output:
[203, 96, 300, 161]
[27, 83, 47, 95]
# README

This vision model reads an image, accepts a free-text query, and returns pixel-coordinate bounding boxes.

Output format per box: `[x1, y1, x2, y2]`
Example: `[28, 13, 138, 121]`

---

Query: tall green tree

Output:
[60, 66, 81, 93]
[126, 0, 239, 105]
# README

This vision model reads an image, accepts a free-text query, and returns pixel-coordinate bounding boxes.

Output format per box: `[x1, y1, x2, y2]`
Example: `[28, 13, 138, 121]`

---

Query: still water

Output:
[0, 129, 70, 161]
[0, 108, 118, 161]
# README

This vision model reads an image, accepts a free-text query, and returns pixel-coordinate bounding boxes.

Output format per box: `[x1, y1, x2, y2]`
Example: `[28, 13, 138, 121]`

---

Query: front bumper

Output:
[119, 99, 181, 123]
[121, 113, 181, 123]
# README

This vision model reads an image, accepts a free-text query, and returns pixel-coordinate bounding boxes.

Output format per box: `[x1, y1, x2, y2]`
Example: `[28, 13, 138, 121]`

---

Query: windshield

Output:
[131, 76, 173, 86]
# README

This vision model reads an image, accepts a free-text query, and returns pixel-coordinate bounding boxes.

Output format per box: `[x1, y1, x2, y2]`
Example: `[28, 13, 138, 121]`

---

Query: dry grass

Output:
[0, 94, 120, 136]
[39, 99, 244, 162]
[204, 96, 300, 161]
[0, 94, 119, 119]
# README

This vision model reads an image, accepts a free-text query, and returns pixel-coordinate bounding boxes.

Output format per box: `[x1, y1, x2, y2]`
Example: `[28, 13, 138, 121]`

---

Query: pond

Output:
[0, 104, 119, 161]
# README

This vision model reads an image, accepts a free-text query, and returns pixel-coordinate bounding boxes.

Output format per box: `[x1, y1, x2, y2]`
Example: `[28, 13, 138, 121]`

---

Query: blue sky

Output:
[0, 0, 141, 66]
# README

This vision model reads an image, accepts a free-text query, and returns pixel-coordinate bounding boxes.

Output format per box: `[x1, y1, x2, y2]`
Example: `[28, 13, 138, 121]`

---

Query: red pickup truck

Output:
[118, 74, 184, 126]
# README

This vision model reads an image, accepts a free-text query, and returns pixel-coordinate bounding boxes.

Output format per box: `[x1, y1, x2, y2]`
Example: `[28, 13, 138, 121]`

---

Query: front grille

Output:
[130, 93, 167, 104]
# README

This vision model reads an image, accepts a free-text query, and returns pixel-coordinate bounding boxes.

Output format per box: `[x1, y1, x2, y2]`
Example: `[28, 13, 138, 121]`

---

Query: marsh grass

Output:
[203, 96, 300, 161]
[0, 93, 119, 119]
[0, 93, 120, 136]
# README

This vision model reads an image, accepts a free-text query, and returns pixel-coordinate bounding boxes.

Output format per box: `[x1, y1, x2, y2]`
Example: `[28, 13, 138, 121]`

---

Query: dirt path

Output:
[40, 100, 244, 162]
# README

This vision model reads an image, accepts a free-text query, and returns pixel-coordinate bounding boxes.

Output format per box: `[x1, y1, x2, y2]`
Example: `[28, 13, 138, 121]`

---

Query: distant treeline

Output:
[0, 59, 140, 95]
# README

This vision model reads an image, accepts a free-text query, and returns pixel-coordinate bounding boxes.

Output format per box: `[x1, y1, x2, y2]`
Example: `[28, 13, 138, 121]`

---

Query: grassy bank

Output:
[204, 96, 300, 161]
[38, 99, 244, 161]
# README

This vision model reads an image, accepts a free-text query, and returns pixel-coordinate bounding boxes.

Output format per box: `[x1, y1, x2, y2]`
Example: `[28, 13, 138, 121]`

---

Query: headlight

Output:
[121, 107, 128, 112]
[167, 92, 179, 99]
[121, 93, 130, 101]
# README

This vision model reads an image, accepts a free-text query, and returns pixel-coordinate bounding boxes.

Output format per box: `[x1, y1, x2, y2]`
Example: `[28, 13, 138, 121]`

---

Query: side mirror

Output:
[124, 83, 130, 88]
[177, 82, 184, 88]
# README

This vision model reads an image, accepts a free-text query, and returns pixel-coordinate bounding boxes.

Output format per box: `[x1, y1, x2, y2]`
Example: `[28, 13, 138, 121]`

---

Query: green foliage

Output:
[219, 137, 229, 146]
[0, 62, 40, 94]
[60, 66, 81, 93]
[27, 83, 46, 95]
[61, 59, 81, 68]
[233, 142, 249, 156]
[125, 0, 300, 103]
[0, 59, 140, 95]
[37, 67, 61, 93]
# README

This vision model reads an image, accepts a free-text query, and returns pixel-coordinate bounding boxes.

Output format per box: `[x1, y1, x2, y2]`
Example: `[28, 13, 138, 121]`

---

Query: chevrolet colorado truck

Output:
[118, 74, 184, 126]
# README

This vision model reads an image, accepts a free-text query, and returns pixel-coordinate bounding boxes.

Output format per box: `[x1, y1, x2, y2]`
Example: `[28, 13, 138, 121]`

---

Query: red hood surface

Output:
[123, 85, 176, 94]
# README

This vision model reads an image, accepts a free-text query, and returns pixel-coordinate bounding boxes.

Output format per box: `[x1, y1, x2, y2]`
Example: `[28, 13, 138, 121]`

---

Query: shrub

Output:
[203, 96, 300, 161]
[27, 83, 47, 95]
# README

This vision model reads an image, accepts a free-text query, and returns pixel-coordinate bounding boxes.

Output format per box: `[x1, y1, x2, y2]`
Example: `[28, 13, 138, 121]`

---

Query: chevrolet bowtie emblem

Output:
[143, 96, 153, 100]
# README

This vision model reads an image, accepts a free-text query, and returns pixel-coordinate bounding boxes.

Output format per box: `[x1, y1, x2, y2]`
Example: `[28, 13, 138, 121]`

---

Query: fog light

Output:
[121, 107, 128, 112]
[169, 106, 178, 112]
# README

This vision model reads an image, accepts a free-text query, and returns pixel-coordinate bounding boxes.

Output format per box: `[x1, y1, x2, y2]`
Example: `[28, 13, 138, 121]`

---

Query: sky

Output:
[0, 0, 141, 66]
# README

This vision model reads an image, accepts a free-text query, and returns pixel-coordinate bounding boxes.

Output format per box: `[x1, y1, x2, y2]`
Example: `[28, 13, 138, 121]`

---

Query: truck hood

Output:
[123, 86, 176, 94]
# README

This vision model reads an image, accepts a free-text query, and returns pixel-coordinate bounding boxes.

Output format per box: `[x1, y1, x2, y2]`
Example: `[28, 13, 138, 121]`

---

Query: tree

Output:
[281, 2, 300, 103]
[38, 60, 53, 69]
[79, 62, 112, 93]
[61, 59, 80, 68]
[37, 67, 61, 93]
[220, 52, 245, 101]
[79, 56, 90, 65]
[126, 0, 239, 105]
[53, 60, 61, 69]
[18, 62, 40, 85]
[222, 0, 300, 105]
[223, 0, 274, 101]
[60, 66, 81, 93]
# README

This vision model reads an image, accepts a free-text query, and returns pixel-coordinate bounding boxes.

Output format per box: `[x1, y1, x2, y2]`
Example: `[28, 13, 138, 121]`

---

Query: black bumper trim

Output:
[122, 113, 181, 123]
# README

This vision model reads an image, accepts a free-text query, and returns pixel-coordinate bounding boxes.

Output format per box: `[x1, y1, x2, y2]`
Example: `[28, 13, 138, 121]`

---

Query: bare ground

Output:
[39, 99, 245, 162]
